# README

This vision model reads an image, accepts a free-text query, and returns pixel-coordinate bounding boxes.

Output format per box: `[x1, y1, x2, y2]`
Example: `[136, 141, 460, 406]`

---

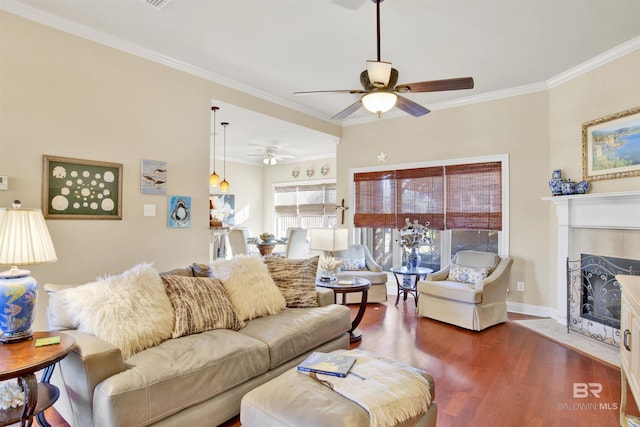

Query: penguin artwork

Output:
[170, 197, 190, 226]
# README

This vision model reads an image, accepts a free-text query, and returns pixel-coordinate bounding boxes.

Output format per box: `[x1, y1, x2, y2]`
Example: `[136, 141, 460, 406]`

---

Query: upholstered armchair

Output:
[417, 250, 513, 331]
[330, 244, 388, 304]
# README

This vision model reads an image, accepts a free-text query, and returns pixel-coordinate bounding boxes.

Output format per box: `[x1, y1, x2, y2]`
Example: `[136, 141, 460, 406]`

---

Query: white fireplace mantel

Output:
[543, 191, 640, 322]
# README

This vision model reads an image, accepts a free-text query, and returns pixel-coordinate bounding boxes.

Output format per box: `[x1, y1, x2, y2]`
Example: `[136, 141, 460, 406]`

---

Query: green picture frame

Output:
[42, 155, 123, 219]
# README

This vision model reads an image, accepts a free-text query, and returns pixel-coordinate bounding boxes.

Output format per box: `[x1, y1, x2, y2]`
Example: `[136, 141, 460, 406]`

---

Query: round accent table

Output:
[316, 277, 371, 342]
[0, 331, 75, 427]
[390, 267, 433, 307]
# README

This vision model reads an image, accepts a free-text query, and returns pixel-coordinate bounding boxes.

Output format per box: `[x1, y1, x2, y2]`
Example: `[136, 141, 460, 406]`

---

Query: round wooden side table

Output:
[0, 331, 75, 427]
[316, 277, 371, 342]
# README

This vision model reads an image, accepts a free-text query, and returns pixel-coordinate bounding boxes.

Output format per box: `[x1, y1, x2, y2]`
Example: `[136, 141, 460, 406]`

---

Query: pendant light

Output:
[209, 106, 220, 186]
[219, 121, 229, 192]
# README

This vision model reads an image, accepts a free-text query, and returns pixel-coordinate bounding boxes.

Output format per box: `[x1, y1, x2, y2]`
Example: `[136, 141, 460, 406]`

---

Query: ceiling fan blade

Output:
[395, 95, 430, 117]
[294, 89, 365, 96]
[395, 77, 474, 93]
[332, 99, 363, 120]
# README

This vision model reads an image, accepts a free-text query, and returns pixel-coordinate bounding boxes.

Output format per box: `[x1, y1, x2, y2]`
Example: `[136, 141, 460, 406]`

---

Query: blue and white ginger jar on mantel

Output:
[548, 169, 564, 196]
[561, 180, 576, 195]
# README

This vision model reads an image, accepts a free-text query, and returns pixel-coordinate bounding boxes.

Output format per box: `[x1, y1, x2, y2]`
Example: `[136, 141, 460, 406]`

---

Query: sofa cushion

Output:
[93, 329, 270, 426]
[161, 275, 245, 338]
[238, 305, 351, 369]
[60, 263, 174, 359]
[418, 280, 482, 304]
[263, 256, 319, 308]
[447, 262, 491, 285]
[213, 255, 286, 321]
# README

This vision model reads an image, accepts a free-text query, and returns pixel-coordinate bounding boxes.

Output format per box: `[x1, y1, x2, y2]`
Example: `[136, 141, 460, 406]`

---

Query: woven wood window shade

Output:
[353, 161, 502, 231]
[395, 167, 445, 230]
[445, 162, 502, 230]
[274, 183, 336, 216]
[354, 171, 396, 228]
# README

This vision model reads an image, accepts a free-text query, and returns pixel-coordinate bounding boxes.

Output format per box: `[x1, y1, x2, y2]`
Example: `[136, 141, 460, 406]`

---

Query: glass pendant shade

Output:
[362, 92, 397, 115]
[366, 60, 392, 87]
[210, 106, 219, 187]
[209, 172, 220, 186]
[220, 121, 229, 192]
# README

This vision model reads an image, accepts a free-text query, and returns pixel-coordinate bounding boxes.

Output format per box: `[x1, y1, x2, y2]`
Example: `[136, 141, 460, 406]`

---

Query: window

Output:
[353, 157, 508, 270]
[273, 182, 336, 237]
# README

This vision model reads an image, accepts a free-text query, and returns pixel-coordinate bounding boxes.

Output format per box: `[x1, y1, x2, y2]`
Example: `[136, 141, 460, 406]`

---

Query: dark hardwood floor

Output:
[44, 298, 638, 427]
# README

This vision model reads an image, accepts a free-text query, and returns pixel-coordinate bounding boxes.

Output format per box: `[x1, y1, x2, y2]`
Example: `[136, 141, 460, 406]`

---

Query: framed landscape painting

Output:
[42, 155, 123, 219]
[582, 106, 640, 181]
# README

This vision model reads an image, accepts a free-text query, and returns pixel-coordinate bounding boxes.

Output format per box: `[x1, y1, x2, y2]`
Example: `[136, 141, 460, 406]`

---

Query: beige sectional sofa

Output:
[45, 257, 351, 427]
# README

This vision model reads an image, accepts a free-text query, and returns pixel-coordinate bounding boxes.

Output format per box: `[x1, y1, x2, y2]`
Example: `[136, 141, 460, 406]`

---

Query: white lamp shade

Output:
[366, 60, 392, 87]
[309, 228, 349, 252]
[362, 92, 397, 115]
[0, 208, 57, 267]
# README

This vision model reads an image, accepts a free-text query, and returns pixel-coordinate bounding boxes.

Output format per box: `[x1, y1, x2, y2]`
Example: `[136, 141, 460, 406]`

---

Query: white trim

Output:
[2, 1, 638, 126]
[507, 301, 561, 322]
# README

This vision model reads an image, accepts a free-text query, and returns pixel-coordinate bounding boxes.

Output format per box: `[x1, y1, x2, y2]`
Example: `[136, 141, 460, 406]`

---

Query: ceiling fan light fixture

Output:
[362, 92, 397, 115]
[366, 60, 392, 87]
[270, 157, 277, 165]
[263, 157, 269, 165]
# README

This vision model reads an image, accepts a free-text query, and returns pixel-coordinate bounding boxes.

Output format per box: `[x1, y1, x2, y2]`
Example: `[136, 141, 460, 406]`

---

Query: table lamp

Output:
[310, 228, 348, 282]
[0, 203, 57, 343]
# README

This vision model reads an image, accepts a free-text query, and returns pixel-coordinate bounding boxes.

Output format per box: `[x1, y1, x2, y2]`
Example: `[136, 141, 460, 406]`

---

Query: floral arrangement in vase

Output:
[399, 218, 431, 270]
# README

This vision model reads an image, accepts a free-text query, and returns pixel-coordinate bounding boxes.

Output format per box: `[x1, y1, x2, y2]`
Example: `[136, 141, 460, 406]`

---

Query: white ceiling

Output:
[3, 0, 639, 164]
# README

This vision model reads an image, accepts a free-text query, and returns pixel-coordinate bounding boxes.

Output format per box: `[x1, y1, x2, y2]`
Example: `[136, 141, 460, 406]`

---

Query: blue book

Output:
[297, 351, 357, 378]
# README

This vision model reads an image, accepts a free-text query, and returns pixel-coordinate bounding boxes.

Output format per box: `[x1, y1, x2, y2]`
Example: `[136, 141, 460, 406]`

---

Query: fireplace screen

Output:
[567, 254, 640, 347]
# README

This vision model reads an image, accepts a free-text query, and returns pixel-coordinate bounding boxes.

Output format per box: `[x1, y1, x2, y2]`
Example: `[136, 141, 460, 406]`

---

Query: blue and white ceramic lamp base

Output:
[0, 274, 38, 343]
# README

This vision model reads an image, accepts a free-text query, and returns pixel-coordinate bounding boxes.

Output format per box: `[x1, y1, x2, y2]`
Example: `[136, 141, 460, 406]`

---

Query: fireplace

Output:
[545, 191, 640, 347]
[567, 254, 640, 346]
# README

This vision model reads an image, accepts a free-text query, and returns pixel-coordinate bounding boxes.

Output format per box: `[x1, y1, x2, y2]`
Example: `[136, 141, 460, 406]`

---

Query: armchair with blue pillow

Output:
[417, 250, 513, 331]
[329, 244, 388, 303]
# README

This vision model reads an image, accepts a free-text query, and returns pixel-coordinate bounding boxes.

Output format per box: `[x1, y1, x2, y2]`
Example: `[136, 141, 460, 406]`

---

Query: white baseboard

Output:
[507, 301, 564, 324]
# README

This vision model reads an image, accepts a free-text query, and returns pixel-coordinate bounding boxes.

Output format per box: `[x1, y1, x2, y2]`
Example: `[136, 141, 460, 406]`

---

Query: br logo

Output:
[573, 382, 602, 398]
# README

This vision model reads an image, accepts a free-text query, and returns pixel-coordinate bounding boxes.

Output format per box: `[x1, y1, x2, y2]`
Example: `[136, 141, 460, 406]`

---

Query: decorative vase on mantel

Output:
[548, 169, 564, 196]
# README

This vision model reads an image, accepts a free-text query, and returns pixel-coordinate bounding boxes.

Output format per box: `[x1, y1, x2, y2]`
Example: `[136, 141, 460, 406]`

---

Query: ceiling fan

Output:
[249, 146, 296, 165]
[294, 0, 474, 120]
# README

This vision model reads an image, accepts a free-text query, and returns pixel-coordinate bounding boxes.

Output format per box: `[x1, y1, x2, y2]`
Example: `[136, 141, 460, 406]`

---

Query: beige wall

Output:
[339, 50, 640, 314]
[1, 10, 638, 328]
[0, 12, 338, 330]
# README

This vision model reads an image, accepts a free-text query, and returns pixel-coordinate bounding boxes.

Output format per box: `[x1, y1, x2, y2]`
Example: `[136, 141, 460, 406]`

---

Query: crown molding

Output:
[3, 0, 638, 128]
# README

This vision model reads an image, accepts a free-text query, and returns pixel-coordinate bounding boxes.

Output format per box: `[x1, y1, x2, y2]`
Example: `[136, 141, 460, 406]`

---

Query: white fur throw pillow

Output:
[61, 263, 174, 359]
[212, 255, 286, 321]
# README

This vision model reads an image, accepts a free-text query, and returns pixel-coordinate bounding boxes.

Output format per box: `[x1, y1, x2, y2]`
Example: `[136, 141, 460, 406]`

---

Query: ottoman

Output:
[240, 350, 437, 427]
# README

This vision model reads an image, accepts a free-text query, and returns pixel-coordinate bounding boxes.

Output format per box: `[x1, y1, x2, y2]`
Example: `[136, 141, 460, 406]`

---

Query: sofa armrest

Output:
[57, 330, 127, 427]
[475, 257, 513, 302]
[316, 286, 335, 306]
[363, 250, 382, 272]
[425, 267, 450, 282]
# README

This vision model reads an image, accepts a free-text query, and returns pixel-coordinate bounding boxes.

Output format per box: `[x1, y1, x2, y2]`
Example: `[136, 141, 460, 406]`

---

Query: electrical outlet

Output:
[516, 281, 525, 292]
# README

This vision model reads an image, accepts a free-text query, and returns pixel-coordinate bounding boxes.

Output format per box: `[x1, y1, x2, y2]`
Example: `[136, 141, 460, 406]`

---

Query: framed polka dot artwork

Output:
[42, 155, 123, 220]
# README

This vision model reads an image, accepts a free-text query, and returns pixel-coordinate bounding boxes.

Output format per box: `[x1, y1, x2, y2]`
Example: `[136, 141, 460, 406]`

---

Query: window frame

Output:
[272, 179, 337, 236]
[349, 154, 510, 261]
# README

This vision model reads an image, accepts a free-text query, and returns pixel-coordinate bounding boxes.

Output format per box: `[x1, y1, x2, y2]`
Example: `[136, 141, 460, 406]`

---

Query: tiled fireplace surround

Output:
[546, 191, 640, 340]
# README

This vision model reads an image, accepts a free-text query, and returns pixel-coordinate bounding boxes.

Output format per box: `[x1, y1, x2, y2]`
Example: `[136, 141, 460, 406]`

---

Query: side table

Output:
[0, 331, 75, 427]
[316, 277, 371, 342]
[390, 267, 433, 307]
